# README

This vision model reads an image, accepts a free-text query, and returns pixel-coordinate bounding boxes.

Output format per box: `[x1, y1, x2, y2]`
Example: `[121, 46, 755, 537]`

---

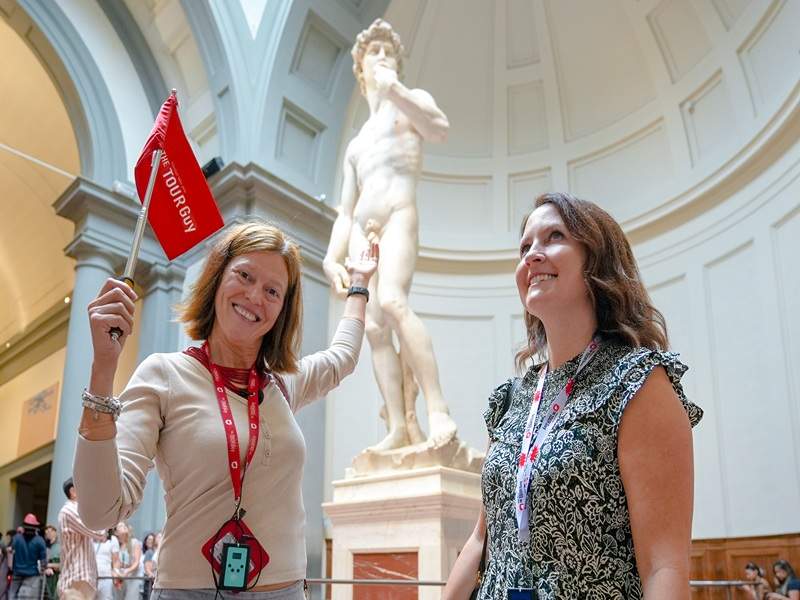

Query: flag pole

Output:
[123, 147, 163, 283]
[110, 147, 163, 341]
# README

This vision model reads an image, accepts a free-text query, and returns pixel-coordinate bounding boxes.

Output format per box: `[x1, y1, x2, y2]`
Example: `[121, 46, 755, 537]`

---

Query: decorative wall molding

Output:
[711, 0, 751, 30]
[98, 0, 167, 117]
[505, 0, 540, 69]
[209, 161, 337, 275]
[627, 82, 800, 243]
[507, 80, 548, 156]
[568, 120, 673, 221]
[276, 99, 326, 181]
[680, 71, 737, 166]
[290, 12, 348, 99]
[4, 0, 127, 184]
[737, 0, 797, 114]
[0, 300, 69, 387]
[508, 168, 551, 231]
[647, 0, 712, 83]
[545, 0, 657, 141]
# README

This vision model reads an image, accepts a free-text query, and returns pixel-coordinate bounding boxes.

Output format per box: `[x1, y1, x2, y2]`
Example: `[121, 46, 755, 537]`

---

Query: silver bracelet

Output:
[81, 389, 122, 421]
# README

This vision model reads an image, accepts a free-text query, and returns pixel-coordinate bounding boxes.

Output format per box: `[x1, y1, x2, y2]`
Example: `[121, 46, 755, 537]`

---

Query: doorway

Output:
[11, 461, 51, 529]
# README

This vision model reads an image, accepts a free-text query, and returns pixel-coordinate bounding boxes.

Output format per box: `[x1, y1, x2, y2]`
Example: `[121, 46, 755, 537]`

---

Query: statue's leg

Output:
[350, 230, 410, 451]
[364, 293, 411, 451]
[376, 219, 458, 445]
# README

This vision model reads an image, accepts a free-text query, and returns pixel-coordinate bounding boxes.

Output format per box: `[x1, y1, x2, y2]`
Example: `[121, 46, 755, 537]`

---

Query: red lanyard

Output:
[202, 342, 261, 506]
[515, 336, 601, 542]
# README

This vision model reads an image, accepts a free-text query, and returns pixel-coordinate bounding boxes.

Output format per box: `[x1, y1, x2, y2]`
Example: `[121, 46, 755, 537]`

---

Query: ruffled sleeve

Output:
[612, 348, 703, 427]
[483, 377, 517, 441]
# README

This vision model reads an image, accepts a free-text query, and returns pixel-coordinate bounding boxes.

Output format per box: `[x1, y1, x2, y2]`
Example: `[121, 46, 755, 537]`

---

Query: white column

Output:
[127, 263, 186, 537]
[47, 249, 117, 524]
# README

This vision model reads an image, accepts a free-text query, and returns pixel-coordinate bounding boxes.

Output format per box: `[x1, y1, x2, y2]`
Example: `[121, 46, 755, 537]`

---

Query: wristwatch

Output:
[347, 286, 369, 301]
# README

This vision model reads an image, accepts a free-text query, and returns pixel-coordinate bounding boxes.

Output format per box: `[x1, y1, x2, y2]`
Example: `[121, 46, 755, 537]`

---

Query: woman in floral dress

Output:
[445, 193, 702, 599]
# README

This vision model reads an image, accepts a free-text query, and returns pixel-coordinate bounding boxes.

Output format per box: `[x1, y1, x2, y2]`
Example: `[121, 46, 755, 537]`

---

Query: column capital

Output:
[203, 162, 337, 280]
[54, 177, 189, 281]
[139, 262, 187, 298]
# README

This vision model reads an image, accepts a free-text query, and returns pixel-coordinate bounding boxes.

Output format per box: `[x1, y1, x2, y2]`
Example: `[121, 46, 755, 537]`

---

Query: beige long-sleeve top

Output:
[74, 318, 364, 589]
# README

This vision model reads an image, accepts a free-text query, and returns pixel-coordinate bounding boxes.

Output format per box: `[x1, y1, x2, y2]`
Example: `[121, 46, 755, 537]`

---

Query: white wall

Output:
[638, 140, 800, 538]
[325, 0, 800, 540]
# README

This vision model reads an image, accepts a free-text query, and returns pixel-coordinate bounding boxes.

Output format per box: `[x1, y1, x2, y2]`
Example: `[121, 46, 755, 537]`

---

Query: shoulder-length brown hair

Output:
[178, 220, 303, 374]
[516, 193, 668, 369]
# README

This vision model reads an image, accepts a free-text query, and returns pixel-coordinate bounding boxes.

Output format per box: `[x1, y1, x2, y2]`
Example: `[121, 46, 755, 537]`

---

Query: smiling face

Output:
[515, 203, 589, 321]
[212, 251, 289, 353]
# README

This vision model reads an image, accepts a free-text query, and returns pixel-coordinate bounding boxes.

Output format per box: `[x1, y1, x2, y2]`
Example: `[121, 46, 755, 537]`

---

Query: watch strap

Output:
[346, 286, 369, 301]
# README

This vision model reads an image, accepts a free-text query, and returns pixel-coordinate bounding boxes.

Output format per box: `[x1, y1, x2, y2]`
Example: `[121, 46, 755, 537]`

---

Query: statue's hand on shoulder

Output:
[323, 260, 351, 298]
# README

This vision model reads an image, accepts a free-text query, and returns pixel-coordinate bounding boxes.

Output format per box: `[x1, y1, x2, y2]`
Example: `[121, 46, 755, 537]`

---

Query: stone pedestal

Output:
[323, 467, 481, 600]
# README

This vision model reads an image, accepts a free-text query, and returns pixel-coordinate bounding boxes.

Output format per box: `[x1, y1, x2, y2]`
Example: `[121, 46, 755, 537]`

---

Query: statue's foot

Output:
[428, 410, 458, 446]
[367, 426, 409, 452]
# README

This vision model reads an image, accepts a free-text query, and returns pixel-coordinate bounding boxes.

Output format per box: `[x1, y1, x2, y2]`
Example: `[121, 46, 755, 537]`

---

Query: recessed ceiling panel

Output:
[569, 122, 674, 223]
[546, 0, 657, 140]
[506, 0, 540, 68]
[648, 0, 712, 82]
[415, 0, 494, 158]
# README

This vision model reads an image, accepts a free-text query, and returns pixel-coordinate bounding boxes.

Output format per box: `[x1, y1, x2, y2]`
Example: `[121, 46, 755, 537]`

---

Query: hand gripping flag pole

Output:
[109, 89, 224, 341]
[109, 148, 161, 341]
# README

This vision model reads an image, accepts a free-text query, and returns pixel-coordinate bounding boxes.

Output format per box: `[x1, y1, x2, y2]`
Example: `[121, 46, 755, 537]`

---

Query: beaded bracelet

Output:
[81, 389, 122, 421]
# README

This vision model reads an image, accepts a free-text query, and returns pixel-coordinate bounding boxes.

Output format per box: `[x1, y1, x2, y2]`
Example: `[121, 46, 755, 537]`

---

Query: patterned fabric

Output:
[57, 500, 105, 594]
[479, 343, 703, 600]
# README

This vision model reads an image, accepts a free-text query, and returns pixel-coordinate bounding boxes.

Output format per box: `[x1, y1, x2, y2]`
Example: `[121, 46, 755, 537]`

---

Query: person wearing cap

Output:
[9, 513, 48, 599]
[57, 478, 105, 600]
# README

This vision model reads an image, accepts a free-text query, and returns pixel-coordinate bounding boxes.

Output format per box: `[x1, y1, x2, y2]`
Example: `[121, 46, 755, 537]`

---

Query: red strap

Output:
[202, 342, 261, 504]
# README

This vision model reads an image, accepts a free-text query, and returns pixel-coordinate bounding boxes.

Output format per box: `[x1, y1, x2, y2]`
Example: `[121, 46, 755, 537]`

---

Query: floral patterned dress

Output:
[479, 343, 703, 599]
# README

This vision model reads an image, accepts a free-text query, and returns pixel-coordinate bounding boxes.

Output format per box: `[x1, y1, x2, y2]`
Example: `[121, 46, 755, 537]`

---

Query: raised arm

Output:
[288, 243, 377, 411]
[74, 354, 166, 530]
[378, 67, 449, 143]
[74, 278, 166, 529]
[323, 151, 359, 297]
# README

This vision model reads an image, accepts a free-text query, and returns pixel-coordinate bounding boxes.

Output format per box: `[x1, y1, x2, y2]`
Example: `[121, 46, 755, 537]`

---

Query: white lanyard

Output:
[514, 337, 601, 542]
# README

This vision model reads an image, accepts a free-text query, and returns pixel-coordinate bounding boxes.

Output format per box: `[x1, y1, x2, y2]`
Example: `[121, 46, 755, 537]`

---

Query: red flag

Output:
[134, 91, 223, 260]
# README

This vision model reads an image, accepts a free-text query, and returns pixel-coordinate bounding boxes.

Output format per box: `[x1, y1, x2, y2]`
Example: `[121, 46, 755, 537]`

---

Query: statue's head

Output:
[351, 19, 404, 96]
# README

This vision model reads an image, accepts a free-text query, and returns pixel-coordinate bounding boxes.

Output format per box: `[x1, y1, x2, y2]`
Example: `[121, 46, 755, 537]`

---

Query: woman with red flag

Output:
[73, 220, 377, 599]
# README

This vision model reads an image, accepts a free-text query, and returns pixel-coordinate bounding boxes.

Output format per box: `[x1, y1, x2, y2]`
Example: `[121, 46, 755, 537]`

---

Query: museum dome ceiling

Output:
[341, 0, 800, 260]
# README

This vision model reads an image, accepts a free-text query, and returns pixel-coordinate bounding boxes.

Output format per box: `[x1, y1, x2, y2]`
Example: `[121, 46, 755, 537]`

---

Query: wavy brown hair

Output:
[352, 19, 404, 96]
[178, 221, 303, 374]
[516, 193, 668, 369]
